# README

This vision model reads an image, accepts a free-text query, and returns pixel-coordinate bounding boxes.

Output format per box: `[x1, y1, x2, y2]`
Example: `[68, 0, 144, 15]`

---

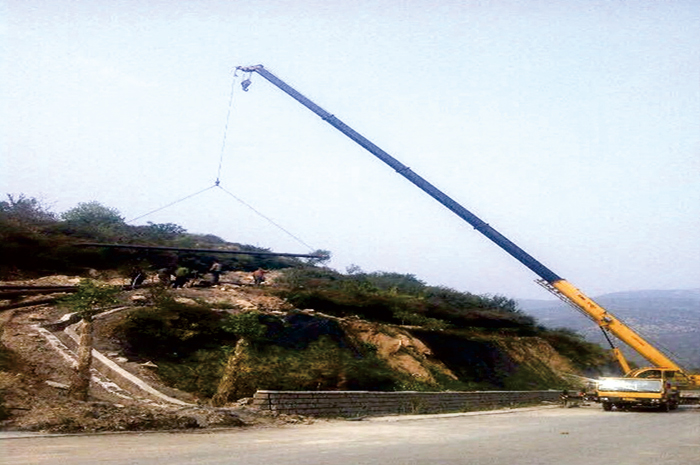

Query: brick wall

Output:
[252, 390, 561, 417]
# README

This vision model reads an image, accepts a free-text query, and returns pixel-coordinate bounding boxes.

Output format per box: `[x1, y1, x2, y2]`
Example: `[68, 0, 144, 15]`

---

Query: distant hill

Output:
[518, 289, 700, 370]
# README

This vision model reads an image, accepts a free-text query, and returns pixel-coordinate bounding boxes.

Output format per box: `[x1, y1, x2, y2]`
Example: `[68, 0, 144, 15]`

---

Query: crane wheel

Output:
[602, 402, 613, 411]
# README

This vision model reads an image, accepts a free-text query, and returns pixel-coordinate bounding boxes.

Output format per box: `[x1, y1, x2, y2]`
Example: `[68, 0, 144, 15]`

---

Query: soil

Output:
[341, 320, 458, 384]
[0, 271, 581, 433]
[0, 272, 311, 433]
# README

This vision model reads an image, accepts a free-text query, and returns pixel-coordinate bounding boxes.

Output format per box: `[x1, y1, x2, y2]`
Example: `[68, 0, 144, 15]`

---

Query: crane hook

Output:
[241, 78, 252, 92]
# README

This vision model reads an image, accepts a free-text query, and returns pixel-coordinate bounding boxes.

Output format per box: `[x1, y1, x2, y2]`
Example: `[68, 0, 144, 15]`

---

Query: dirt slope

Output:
[0, 273, 305, 432]
[1, 272, 576, 432]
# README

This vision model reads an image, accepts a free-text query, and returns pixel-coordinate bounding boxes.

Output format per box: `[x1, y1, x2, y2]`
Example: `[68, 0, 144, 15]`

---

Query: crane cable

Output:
[217, 184, 315, 251]
[215, 69, 316, 251]
[126, 185, 217, 224]
[126, 70, 318, 253]
[215, 70, 239, 185]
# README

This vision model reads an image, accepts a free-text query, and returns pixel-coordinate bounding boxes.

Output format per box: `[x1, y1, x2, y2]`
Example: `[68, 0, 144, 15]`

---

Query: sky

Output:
[2, 0, 699, 300]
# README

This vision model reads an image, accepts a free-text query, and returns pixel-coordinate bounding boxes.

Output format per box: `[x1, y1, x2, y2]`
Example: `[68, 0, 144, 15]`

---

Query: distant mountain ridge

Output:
[518, 289, 700, 370]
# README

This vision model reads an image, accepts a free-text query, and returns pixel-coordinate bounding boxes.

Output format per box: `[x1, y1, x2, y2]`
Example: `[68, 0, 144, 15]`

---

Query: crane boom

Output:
[237, 64, 696, 384]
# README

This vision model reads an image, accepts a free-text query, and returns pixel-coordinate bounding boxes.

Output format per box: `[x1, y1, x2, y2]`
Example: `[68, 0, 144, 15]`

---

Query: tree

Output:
[60, 201, 127, 241]
[146, 222, 187, 237]
[61, 201, 124, 226]
[0, 194, 56, 225]
[306, 249, 332, 266]
[59, 280, 119, 401]
[346, 264, 364, 275]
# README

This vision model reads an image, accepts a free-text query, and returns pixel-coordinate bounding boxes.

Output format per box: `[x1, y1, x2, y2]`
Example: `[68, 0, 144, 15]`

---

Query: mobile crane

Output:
[236, 64, 700, 393]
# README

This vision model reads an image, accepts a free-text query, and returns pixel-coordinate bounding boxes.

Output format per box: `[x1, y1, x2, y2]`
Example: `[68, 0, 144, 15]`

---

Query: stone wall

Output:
[252, 390, 561, 417]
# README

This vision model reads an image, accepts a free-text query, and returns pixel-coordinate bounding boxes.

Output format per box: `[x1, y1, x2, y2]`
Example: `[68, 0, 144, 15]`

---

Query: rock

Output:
[45, 380, 70, 390]
[139, 361, 158, 368]
[131, 295, 148, 304]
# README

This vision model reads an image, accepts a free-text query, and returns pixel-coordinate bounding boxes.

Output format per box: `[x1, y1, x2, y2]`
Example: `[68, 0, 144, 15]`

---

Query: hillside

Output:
[0, 269, 610, 432]
[0, 195, 611, 432]
[519, 289, 700, 370]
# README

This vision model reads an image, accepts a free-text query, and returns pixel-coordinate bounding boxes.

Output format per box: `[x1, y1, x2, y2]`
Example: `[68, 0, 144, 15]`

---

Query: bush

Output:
[1, 194, 307, 278]
[219, 336, 400, 398]
[157, 349, 229, 398]
[276, 268, 536, 331]
[113, 294, 233, 360]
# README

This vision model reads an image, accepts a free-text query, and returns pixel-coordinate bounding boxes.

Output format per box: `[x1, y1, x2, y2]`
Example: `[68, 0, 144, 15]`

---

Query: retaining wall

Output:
[252, 390, 561, 417]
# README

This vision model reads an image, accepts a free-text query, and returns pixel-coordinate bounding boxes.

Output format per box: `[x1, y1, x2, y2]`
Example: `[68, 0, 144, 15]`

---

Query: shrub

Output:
[157, 349, 229, 398]
[221, 312, 268, 342]
[113, 295, 233, 360]
[276, 268, 535, 331]
[221, 336, 400, 397]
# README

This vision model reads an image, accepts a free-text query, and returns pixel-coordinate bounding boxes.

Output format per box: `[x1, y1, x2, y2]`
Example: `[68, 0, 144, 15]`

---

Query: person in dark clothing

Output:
[210, 261, 222, 284]
[252, 268, 266, 286]
[130, 267, 146, 289]
[157, 268, 171, 287]
[173, 266, 190, 288]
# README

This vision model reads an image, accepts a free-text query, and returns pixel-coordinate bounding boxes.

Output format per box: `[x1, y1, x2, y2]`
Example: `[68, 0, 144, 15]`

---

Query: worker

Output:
[252, 268, 266, 286]
[129, 266, 146, 289]
[173, 266, 190, 288]
[157, 268, 171, 287]
[209, 260, 222, 285]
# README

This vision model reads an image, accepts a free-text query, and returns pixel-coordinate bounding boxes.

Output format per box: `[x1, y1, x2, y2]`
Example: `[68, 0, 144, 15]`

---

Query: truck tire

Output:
[602, 402, 613, 411]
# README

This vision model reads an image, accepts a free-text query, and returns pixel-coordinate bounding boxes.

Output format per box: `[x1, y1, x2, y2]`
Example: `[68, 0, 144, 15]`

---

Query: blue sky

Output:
[2, 0, 699, 299]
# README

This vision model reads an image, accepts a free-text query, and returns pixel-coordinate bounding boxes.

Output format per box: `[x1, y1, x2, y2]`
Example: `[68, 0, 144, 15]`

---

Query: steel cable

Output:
[217, 185, 315, 251]
[126, 184, 217, 223]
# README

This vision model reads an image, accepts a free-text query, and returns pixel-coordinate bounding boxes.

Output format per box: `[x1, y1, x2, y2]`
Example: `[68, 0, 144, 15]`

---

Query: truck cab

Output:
[596, 377, 680, 412]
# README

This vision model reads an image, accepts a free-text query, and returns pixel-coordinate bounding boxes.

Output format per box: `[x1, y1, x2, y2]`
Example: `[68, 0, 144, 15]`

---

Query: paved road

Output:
[2, 406, 699, 465]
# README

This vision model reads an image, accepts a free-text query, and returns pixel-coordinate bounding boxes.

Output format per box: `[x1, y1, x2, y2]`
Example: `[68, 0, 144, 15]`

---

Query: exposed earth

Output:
[0, 272, 313, 433]
[0, 271, 581, 434]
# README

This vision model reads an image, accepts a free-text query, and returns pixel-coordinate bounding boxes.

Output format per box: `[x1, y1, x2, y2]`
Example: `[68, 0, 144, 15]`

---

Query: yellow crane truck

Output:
[596, 377, 680, 412]
[236, 64, 700, 408]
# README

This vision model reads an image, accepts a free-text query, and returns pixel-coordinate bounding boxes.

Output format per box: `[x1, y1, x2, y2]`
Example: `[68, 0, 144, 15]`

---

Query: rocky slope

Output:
[1, 272, 596, 433]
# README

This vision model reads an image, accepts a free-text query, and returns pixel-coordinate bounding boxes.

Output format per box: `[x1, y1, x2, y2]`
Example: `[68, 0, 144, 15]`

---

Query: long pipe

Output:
[75, 242, 326, 259]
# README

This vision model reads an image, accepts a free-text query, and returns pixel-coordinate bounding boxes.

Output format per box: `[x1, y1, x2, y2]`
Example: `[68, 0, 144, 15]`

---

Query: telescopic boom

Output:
[236, 64, 697, 385]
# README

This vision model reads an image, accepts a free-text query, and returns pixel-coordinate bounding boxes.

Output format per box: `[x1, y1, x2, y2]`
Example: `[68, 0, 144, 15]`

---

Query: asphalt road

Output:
[2, 405, 699, 465]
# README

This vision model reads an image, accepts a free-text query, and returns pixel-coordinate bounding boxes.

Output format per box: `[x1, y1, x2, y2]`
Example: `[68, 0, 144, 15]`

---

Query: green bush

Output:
[1, 194, 306, 278]
[113, 295, 233, 360]
[221, 311, 268, 341]
[222, 336, 400, 397]
[154, 334, 405, 400]
[157, 349, 229, 398]
[276, 268, 536, 331]
[58, 279, 120, 320]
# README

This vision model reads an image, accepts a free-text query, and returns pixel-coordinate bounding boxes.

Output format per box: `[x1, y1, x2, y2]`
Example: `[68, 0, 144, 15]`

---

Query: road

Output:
[2, 406, 699, 465]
